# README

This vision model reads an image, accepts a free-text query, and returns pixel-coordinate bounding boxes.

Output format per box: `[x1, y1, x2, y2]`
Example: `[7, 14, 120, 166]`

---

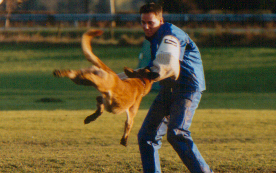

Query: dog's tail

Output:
[81, 29, 113, 72]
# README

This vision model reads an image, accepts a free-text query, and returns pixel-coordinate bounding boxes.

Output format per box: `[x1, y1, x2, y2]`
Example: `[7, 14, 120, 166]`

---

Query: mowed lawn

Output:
[0, 43, 276, 172]
[0, 110, 275, 172]
[0, 44, 275, 110]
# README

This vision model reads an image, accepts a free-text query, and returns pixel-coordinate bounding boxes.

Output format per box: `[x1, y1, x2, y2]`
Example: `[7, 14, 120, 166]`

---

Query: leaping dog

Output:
[53, 29, 158, 146]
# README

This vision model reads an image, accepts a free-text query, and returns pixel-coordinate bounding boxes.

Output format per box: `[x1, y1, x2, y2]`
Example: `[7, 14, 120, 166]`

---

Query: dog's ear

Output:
[124, 67, 136, 78]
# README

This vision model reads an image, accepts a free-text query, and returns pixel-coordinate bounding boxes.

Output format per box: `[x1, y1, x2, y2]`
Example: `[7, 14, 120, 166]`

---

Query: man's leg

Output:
[167, 91, 212, 173]
[138, 88, 171, 173]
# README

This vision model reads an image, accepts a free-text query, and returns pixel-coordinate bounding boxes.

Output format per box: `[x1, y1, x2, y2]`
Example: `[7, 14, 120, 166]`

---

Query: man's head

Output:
[140, 3, 164, 37]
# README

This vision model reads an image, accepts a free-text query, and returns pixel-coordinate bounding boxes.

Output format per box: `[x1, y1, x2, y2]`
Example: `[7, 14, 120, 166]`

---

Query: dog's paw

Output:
[120, 137, 128, 147]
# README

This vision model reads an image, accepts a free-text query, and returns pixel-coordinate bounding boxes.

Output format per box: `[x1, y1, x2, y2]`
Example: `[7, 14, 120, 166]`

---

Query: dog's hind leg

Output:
[84, 96, 104, 124]
[53, 69, 78, 79]
[53, 69, 96, 86]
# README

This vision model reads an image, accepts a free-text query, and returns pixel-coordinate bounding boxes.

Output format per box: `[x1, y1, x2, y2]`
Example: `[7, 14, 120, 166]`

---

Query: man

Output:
[136, 3, 213, 173]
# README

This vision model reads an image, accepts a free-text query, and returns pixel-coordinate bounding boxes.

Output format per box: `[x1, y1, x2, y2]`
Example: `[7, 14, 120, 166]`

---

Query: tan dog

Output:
[53, 30, 158, 146]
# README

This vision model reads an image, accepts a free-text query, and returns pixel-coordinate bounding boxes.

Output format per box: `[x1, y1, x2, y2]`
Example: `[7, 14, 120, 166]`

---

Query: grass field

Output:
[0, 43, 276, 172]
[0, 110, 275, 172]
[0, 43, 275, 110]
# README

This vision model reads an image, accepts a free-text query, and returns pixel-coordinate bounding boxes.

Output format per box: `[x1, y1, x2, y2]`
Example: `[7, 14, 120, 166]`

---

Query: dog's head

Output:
[124, 67, 159, 81]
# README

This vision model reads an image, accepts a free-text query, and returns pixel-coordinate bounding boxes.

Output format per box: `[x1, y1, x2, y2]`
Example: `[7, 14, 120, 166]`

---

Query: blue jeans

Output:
[138, 87, 212, 173]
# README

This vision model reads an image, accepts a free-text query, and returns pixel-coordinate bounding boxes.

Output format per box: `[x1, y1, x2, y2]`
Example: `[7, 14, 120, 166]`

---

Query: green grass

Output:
[202, 47, 276, 93]
[0, 109, 275, 172]
[0, 43, 275, 110]
[0, 43, 275, 172]
[0, 43, 141, 73]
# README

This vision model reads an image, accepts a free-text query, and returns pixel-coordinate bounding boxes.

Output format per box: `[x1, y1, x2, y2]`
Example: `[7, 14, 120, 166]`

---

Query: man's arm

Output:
[150, 35, 180, 81]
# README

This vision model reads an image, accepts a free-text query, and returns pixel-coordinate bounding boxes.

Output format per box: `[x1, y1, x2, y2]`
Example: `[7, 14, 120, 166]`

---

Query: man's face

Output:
[141, 12, 163, 37]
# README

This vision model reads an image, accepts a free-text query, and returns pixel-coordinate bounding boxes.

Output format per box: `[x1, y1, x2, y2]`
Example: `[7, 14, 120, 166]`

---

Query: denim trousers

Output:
[138, 87, 212, 173]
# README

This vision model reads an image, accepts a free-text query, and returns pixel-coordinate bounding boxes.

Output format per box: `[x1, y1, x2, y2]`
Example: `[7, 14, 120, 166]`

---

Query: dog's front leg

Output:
[120, 109, 134, 147]
[84, 96, 104, 124]
[120, 97, 143, 146]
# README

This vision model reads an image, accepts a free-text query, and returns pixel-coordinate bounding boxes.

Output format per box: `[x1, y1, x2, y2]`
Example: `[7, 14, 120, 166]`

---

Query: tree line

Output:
[150, 0, 276, 13]
[1, 0, 276, 14]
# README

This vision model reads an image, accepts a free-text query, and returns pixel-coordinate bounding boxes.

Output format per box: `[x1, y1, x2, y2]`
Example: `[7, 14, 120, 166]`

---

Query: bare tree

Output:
[3, 0, 24, 28]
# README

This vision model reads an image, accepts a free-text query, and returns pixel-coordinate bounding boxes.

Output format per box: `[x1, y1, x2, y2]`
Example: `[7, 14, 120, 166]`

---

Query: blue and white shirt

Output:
[146, 22, 206, 92]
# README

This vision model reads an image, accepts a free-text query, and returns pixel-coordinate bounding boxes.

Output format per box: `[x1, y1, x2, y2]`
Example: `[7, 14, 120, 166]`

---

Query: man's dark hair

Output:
[139, 3, 163, 19]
